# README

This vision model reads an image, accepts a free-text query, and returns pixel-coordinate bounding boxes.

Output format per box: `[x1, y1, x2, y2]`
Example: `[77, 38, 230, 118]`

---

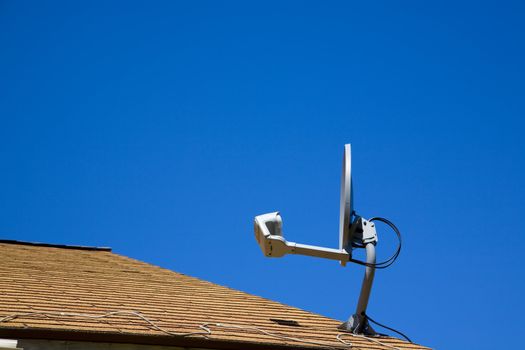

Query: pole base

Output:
[338, 313, 376, 335]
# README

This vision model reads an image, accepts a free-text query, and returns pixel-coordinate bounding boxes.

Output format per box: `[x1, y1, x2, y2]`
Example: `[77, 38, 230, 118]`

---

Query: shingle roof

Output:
[0, 240, 429, 350]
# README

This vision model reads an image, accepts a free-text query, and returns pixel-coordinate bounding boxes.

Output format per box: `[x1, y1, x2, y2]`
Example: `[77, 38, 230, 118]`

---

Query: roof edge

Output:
[0, 328, 335, 350]
[0, 239, 112, 252]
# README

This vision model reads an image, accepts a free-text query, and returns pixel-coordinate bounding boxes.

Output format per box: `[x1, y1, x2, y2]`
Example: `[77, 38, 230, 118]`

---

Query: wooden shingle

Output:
[0, 241, 430, 350]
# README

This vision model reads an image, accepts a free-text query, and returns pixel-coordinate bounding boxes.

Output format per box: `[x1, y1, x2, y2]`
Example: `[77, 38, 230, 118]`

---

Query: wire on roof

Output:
[1, 311, 344, 349]
[203, 323, 345, 350]
[336, 333, 401, 350]
[0, 311, 210, 337]
[0, 310, 414, 350]
[363, 313, 412, 343]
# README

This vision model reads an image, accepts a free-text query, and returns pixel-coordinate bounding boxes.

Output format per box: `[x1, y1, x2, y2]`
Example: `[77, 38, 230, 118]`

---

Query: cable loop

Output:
[349, 216, 402, 269]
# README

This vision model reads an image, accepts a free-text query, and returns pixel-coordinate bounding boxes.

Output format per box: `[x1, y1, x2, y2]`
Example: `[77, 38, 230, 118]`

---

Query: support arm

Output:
[290, 243, 350, 262]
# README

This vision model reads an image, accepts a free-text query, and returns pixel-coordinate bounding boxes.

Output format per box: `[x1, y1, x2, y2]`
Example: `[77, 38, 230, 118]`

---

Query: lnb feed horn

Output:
[254, 212, 289, 258]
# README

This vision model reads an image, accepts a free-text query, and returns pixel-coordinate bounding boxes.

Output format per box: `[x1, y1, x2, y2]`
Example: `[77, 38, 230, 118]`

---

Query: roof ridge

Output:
[0, 239, 111, 251]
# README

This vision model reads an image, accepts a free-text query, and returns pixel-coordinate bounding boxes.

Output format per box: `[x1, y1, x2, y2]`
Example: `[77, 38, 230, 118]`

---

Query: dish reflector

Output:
[339, 144, 353, 256]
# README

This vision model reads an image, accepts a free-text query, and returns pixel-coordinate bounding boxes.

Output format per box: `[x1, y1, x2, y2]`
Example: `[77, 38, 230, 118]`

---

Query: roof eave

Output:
[0, 327, 336, 350]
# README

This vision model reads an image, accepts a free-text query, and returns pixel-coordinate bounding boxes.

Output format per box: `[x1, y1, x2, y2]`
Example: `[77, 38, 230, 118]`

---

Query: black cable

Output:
[349, 216, 402, 269]
[363, 312, 412, 343]
[349, 218, 401, 269]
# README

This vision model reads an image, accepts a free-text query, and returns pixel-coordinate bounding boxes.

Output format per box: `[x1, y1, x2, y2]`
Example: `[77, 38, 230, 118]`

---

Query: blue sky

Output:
[1, 1, 524, 349]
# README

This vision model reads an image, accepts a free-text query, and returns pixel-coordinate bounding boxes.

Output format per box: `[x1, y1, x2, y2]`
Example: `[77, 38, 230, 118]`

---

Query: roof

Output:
[0, 240, 429, 350]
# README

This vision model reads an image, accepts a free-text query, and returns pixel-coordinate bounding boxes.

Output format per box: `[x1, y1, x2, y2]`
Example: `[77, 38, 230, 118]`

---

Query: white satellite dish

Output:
[253, 143, 402, 335]
[339, 144, 353, 263]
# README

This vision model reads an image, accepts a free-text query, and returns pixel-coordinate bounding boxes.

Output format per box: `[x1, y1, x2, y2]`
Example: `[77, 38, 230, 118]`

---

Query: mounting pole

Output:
[355, 243, 376, 318]
[338, 218, 378, 335]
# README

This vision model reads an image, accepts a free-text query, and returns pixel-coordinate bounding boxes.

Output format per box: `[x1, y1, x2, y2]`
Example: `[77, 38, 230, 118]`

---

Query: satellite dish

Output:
[253, 143, 404, 335]
[339, 144, 353, 260]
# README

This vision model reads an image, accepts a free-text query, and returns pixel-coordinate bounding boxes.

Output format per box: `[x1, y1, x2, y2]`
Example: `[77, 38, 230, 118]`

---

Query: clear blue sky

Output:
[1, 1, 524, 349]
